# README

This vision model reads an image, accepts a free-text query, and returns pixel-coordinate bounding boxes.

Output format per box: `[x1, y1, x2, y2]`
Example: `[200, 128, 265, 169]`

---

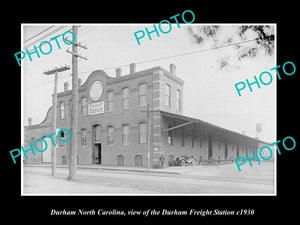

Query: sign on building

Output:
[88, 101, 104, 115]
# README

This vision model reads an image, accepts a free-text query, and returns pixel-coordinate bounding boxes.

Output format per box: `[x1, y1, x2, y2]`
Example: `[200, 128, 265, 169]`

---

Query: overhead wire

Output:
[24, 25, 82, 52]
[24, 37, 259, 91]
[23, 25, 55, 43]
[24, 26, 68, 49]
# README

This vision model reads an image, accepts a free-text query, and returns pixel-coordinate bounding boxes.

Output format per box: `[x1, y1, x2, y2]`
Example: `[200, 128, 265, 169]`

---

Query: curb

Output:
[23, 164, 181, 175]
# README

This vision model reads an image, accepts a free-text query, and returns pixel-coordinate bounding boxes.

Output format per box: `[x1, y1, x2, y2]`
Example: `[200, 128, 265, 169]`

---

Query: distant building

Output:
[24, 63, 268, 168]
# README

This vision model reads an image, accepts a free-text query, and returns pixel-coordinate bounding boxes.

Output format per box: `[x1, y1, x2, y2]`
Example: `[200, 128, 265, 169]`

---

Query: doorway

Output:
[93, 143, 102, 164]
[92, 124, 102, 164]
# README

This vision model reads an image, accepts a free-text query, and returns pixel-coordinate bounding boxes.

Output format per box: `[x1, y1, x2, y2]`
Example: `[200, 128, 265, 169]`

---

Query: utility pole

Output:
[44, 65, 70, 176]
[146, 105, 151, 171]
[66, 25, 87, 180]
[141, 105, 159, 171]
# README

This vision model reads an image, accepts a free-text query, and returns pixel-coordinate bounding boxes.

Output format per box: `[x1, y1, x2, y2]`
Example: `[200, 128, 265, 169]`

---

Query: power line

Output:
[133, 38, 259, 66]
[77, 38, 259, 74]
[24, 37, 259, 91]
[25, 72, 70, 90]
[24, 26, 55, 43]
[24, 26, 68, 49]
[24, 26, 82, 53]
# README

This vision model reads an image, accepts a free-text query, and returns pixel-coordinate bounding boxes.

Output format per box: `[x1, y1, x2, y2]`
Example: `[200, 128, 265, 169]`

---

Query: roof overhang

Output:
[159, 110, 270, 146]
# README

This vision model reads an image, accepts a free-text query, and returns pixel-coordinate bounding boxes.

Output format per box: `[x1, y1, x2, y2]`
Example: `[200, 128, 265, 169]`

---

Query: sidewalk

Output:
[23, 161, 275, 185]
[23, 164, 181, 175]
[23, 162, 275, 194]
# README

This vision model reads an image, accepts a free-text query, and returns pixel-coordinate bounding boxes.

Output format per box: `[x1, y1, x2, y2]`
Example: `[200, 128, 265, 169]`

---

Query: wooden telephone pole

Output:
[44, 65, 70, 176]
[66, 25, 87, 180]
[141, 105, 159, 171]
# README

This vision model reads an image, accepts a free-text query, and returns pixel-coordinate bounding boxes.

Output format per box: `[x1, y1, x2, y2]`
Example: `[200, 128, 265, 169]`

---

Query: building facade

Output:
[24, 63, 266, 168]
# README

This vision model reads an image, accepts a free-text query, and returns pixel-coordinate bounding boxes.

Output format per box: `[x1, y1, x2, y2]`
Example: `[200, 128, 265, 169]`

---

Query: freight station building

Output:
[24, 63, 267, 168]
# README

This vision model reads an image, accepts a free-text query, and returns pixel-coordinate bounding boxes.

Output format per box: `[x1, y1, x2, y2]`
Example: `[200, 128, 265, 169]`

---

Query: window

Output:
[135, 155, 143, 167]
[139, 122, 147, 144]
[31, 138, 35, 147]
[81, 97, 87, 116]
[62, 156, 67, 165]
[81, 129, 87, 147]
[69, 100, 72, 115]
[59, 131, 64, 147]
[139, 83, 147, 106]
[117, 155, 124, 166]
[107, 91, 114, 111]
[60, 102, 65, 119]
[165, 84, 171, 107]
[122, 124, 129, 146]
[122, 87, 129, 109]
[176, 89, 181, 111]
[107, 126, 114, 145]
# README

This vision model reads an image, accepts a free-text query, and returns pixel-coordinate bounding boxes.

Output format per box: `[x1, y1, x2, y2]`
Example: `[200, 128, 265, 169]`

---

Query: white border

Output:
[21, 23, 277, 196]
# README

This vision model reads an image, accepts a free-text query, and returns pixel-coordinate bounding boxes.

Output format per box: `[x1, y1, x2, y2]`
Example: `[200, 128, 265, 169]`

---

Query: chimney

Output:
[170, 63, 176, 75]
[64, 82, 69, 91]
[130, 63, 136, 74]
[78, 78, 82, 87]
[116, 68, 122, 77]
[28, 117, 32, 126]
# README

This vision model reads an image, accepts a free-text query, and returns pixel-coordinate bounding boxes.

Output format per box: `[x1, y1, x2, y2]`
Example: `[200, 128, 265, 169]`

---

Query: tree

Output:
[186, 25, 275, 69]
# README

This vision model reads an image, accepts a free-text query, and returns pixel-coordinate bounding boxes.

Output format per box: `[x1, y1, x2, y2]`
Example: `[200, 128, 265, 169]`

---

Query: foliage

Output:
[187, 25, 275, 69]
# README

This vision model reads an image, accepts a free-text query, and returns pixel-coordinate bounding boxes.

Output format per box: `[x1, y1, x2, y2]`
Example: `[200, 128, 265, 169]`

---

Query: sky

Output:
[22, 24, 276, 143]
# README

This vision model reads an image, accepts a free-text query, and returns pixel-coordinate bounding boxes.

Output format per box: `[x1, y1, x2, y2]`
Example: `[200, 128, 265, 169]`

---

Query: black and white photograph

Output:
[21, 23, 276, 195]
[4, 4, 298, 224]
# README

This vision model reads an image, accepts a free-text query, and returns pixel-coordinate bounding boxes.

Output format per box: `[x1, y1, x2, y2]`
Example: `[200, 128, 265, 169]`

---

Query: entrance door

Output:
[93, 143, 101, 164]
[92, 125, 102, 164]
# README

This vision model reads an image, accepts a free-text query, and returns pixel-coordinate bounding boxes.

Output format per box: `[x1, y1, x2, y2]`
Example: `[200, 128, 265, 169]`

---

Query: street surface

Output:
[23, 162, 275, 195]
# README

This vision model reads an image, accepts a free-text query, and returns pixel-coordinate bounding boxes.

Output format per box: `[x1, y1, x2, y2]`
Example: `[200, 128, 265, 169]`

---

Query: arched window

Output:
[139, 122, 147, 144]
[81, 97, 87, 116]
[60, 102, 65, 119]
[81, 128, 87, 147]
[122, 87, 129, 109]
[176, 89, 181, 111]
[107, 126, 114, 145]
[165, 84, 171, 107]
[122, 124, 129, 146]
[62, 156, 67, 165]
[107, 91, 114, 111]
[135, 155, 143, 167]
[69, 100, 72, 116]
[139, 83, 147, 106]
[117, 155, 124, 166]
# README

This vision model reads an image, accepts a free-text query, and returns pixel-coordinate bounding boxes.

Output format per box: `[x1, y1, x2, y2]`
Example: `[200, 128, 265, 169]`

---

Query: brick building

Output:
[24, 63, 267, 168]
